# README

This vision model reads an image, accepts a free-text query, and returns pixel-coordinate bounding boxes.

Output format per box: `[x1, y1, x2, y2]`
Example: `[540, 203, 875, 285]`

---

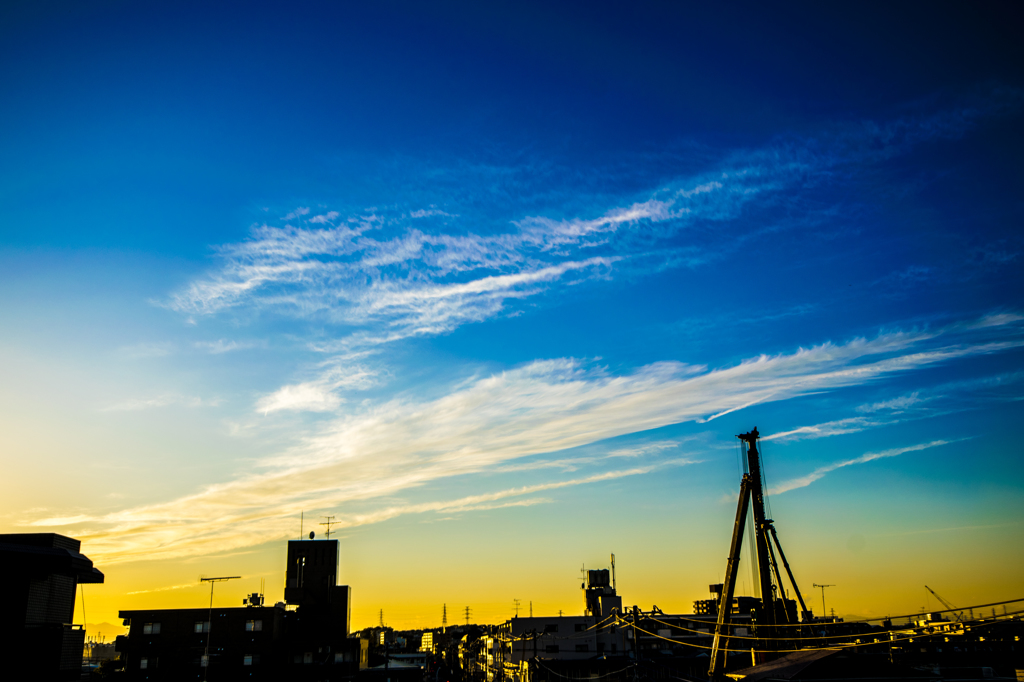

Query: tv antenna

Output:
[200, 576, 240, 681]
[513, 598, 521, 617]
[813, 583, 836, 618]
[320, 515, 337, 539]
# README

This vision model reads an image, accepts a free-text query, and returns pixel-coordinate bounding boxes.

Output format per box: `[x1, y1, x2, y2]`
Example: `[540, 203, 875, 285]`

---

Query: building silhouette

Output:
[0, 533, 104, 681]
[117, 537, 366, 680]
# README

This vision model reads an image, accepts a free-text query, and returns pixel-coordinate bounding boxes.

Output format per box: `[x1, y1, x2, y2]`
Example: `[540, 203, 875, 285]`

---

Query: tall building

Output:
[0, 533, 104, 681]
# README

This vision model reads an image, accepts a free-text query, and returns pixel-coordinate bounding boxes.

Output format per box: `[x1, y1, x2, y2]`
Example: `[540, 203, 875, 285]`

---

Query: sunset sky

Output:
[2, 1, 1023, 634]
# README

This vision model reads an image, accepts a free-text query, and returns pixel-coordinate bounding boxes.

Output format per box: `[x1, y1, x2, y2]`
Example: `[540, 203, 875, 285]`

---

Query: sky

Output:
[2, 1, 1023, 635]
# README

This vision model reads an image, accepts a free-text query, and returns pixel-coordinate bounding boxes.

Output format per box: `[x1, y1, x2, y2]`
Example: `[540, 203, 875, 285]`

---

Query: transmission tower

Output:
[379, 609, 384, 627]
[442, 603, 448, 628]
[463, 606, 472, 626]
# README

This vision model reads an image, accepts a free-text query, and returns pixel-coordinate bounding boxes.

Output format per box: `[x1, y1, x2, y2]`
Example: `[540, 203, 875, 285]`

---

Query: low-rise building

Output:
[116, 537, 367, 680]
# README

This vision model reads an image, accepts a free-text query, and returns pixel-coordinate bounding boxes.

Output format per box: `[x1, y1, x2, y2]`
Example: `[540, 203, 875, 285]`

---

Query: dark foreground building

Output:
[117, 537, 368, 680]
[0, 533, 104, 681]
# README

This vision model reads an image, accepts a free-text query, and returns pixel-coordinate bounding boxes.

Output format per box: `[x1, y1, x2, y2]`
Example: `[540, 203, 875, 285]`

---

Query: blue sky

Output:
[1, 1, 1023, 628]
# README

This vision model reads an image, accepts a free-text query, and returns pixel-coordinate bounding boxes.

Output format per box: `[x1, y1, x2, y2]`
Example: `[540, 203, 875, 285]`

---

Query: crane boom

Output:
[925, 585, 956, 611]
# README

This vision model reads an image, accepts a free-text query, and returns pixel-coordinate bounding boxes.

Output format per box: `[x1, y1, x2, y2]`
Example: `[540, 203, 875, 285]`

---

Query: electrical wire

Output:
[623, 596, 1024, 628]
[533, 660, 635, 680]
[642, 612, 1024, 642]
[618, 611, 1022, 655]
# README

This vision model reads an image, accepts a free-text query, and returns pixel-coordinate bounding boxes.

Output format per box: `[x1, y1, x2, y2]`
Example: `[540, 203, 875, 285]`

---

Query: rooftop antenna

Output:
[300, 511, 304, 540]
[200, 576, 240, 682]
[813, 584, 836, 618]
[513, 599, 521, 617]
[320, 515, 337, 539]
[610, 553, 616, 592]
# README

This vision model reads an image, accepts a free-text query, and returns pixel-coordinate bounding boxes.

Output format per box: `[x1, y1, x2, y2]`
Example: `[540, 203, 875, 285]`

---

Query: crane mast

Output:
[709, 427, 810, 679]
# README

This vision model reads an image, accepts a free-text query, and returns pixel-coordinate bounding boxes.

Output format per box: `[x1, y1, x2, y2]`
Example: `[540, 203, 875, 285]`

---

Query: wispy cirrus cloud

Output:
[764, 364, 1024, 443]
[101, 394, 221, 412]
[256, 363, 381, 414]
[194, 339, 256, 354]
[28, 313, 1023, 565]
[165, 94, 1021, 364]
[769, 439, 965, 495]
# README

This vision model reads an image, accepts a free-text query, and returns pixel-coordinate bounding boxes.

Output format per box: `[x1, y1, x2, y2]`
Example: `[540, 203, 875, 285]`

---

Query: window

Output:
[575, 644, 588, 652]
[245, 620, 263, 631]
[143, 622, 161, 634]
[194, 621, 210, 633]
[545, 645, 559, 653]
[243, 655, 253, 666]
[574, 623, 586, 632]
[140, 658, 148, 669]
[543, 624, 559, 633]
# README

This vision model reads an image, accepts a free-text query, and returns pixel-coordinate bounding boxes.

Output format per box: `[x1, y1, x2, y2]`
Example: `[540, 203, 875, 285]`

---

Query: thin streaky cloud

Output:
[101, 394, 219, 412]
[165, 96, 1020, 361]
[26, 313, 1022, 565]
[765, 370, 1024, 442]
[769, 439, 965, 495]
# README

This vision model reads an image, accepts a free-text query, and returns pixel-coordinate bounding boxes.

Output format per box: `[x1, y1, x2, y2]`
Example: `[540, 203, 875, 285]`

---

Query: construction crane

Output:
[925, 585, 964, 622]
[708, 428, 810, 679]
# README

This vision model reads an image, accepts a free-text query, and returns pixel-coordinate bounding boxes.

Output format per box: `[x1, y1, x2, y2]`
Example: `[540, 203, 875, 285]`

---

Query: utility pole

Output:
[813, 584, 835, 619]
[200, 576, 240, 681]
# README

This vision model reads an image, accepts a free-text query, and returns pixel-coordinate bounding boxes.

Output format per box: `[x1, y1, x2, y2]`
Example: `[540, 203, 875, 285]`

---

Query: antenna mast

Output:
[320, 515, 337, 539]
[200, 576, 240, 682]
[610, 553, 616, 592]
